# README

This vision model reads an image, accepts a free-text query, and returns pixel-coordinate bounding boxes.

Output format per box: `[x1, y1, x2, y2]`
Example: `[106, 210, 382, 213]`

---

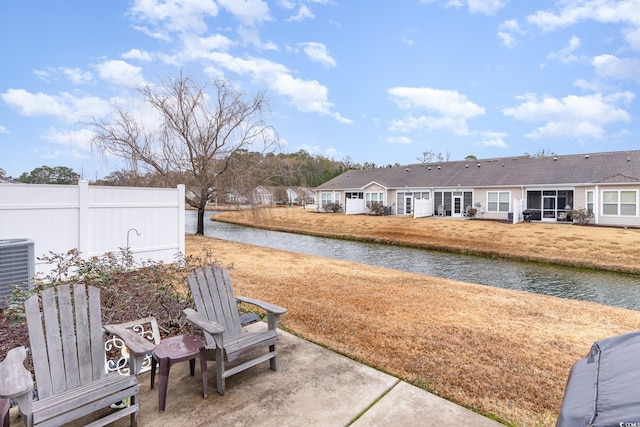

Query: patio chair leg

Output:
[130, 394, 138, 427]
[270, 344, 277, 371]
[199, 347, 208, 398]
[216, 347, 225, 395]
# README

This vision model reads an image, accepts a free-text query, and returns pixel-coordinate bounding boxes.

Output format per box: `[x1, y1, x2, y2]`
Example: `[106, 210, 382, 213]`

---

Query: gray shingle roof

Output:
[315, 150, 640, 190]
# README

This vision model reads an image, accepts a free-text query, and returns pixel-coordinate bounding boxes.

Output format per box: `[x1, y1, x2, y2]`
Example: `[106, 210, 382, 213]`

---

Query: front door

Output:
[453, 195, 462, 218]
[543, 191, 556, 222]
[405, 194, 413, 215]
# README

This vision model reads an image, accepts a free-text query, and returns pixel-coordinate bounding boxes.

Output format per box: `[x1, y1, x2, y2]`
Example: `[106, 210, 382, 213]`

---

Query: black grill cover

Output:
[557, 330, 640, 426]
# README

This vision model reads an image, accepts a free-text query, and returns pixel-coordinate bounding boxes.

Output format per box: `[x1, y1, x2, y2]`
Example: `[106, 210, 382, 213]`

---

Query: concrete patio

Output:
[8, 325, 503, 426]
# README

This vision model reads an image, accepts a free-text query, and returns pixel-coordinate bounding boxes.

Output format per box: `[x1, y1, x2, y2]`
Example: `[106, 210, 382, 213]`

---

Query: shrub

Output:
[571, 208, 594, 225]
[4, 247, 209, 327]
[368, 201, 385, 215]
[324, 202, 343, 213]
[466, 207, 477, 218]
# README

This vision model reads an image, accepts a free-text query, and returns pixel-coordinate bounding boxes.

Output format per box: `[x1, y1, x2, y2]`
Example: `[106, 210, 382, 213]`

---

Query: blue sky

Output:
[2, 0, 640, 180]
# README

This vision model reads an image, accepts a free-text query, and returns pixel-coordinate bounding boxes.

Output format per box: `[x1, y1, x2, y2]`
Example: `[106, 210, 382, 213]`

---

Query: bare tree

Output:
[417, 150, 435, 164]
[89, 74, 278, 235]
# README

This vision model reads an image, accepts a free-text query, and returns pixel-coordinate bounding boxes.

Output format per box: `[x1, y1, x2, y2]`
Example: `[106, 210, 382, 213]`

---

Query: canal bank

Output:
[209, 207, 640, 274]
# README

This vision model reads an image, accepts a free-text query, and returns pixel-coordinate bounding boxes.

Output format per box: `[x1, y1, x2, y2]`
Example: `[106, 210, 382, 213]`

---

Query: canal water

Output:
[186, 211, 640, 311]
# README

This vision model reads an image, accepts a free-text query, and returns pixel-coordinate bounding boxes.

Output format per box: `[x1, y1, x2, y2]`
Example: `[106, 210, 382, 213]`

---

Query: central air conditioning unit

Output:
[0, 239, 35, 304]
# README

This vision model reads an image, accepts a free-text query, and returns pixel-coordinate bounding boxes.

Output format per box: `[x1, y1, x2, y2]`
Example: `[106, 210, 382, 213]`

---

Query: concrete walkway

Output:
[9, 325, 503, 426]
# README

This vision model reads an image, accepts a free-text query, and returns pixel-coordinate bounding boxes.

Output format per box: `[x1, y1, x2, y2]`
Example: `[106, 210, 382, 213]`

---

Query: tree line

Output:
[0, 150, 352, 188]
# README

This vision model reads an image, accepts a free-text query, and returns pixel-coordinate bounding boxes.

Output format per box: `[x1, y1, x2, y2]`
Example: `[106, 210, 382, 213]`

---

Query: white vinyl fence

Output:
[345, 198, 366, 215]
[0, 181, 185, 278]
[413, 199, 434, 218]
[513, 198, 526, 223]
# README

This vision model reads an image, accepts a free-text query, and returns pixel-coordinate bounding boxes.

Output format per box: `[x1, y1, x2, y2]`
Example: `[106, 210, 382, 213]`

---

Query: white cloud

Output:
[547, 36, 582, 64]
[236, 26, 278, 49]
[62, 67, 93, 84]
[477, 131, 508, 147]
[422, 0, 506, 15]
[527, 1, 640, 32]
[385, 136, 413, 144]
[129, 0, 219, 35]
[467, 0, 507, 15]
[122, 49, 154, 62]
[299, 143, 339, 159]
[217, 0, 271, 26]
[301, 42, 337, 67]
[1, 89, 112, 123]
[43, 128, 96, 152]
[387, 87, 484, 137]
[33, 69, 51, 83]
[497, 19, 523, 48]
[182, 34, 235, 61]
[277, 0, 296, 9]
[500, 19, 522, 33]
[0, 125, 8, 134]
[387, 87, 485, 118]
[624, 27, 640, 51]
[96, 60, 146, 87]
[287, 5, 314, 22]
[388, 116, 471, 136]
[592, 54, 640, 84]
[503, 92, 634, 140]
[203, 52, 351, 123]
[497, 31, 517, 48]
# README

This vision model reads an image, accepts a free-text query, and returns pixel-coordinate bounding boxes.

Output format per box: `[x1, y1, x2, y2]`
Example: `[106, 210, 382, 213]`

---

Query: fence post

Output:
[177, 184, 185, 255]
[78, 180, 90, 255]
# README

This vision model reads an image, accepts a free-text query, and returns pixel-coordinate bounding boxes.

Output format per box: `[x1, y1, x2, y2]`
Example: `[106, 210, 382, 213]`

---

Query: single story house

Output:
[314, 150, 640, 227]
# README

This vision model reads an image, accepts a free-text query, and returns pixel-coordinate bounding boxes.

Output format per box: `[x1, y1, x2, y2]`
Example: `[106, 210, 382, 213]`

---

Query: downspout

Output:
[431, 187, 434, 217]
[594, 185, 599, 225]
[518, 186, 525, 224]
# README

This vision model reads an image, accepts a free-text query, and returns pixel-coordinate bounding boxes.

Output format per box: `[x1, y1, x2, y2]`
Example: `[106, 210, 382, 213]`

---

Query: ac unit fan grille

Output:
[0, 239, 35, 303]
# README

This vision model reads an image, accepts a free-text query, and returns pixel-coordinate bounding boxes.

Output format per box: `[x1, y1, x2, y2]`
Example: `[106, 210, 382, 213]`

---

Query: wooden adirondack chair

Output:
[0, 283, 155, 427]
[183, 265, 287, 395]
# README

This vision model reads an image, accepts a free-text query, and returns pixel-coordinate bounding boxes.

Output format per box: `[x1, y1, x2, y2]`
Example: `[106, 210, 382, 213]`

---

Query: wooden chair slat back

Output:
[188, 265, 242, 345]
[72, 283, 92, 384]
[212, 266, 242, 338]
[25, 292, 53, 399]
[87, 285, 105, 381]
[58, 285, 81, 389]
[23, 284, 106, 401]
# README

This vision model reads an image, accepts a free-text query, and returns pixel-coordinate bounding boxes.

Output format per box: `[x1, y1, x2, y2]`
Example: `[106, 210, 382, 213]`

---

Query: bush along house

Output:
[314, 150, 640, 227]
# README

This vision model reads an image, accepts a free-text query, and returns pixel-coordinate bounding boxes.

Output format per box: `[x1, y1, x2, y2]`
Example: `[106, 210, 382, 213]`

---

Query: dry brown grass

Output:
[185, 208, 640, 426]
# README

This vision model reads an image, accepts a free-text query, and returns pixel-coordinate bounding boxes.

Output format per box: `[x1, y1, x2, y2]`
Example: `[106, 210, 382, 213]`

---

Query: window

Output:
[586, 191, 594, 214]
[621, 191, 637, 216]
[321, 192, 339, 207]
[366, 192, 384, 207]
[345, 192, 363, 199]
[602, 190, 637, 216]
[487, 191, 510, 212]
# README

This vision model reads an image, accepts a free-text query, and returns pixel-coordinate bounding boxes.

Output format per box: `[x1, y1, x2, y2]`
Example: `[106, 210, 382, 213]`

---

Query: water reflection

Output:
[186, 211, 640, 311]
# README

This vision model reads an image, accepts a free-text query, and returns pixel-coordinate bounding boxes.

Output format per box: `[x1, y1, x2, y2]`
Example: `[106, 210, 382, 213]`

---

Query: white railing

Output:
[0, 181, 185, 278]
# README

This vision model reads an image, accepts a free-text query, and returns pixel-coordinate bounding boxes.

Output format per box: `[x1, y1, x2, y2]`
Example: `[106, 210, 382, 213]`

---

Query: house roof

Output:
[315, 150, 640, 191]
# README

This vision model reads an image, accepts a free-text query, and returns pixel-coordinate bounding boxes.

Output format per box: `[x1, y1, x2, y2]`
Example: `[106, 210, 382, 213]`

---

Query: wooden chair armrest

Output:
[236, 296, 287, 315]
[0, 347, 33, 399]
[103, 324, 156, 355]
[183, 308, 225, 335]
